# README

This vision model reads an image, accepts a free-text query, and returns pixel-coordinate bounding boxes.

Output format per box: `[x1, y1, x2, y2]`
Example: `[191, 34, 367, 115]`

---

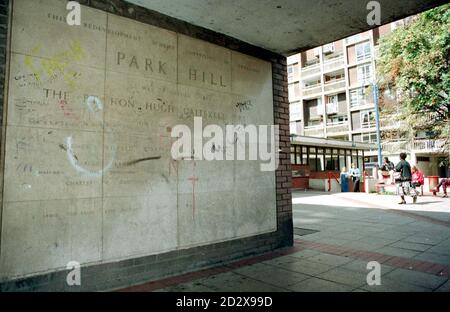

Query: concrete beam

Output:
[125, 0, 447, 55]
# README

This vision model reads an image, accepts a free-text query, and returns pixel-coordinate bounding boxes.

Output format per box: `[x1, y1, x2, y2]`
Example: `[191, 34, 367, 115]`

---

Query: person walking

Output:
[349, 163, 361, 193]
[340, 167, 349, 192]
[395, 153, 413, 205]
[411, 166, 424, 201]
[433, 178, 449, 198]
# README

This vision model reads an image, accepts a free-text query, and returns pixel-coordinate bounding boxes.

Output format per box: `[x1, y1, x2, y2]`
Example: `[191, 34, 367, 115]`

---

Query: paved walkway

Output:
[119, 192, 450, 292]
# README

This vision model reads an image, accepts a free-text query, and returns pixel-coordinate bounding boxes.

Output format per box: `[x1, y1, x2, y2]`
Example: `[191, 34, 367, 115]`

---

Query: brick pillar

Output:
[272, 57, 293, 247]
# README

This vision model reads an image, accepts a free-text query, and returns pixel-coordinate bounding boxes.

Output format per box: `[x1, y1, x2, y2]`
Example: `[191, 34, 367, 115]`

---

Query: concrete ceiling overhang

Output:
[125, 0, 447, 55]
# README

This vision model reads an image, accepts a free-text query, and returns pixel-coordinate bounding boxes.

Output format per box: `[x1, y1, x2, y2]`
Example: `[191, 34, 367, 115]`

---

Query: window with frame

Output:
[350, 88, 367, 108]
[356, 41, 371, 62]
[357, 64, 372, 84]
[361, 110, 376, 128]
[328, 115, 348, 125]
[362, 133, 377, 143]
[290, 122, 298, 135]
[288, 82, 300, 99]
[290, 102, 302, 121]
[317, 98, 324, 115]
[326, 95, 338, 104]
[288, 63, 297, 82]
[326, 95, 338, 114]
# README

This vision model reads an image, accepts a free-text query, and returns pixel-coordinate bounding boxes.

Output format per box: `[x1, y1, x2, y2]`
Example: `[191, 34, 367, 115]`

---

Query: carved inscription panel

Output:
[1, 0, 276, 279]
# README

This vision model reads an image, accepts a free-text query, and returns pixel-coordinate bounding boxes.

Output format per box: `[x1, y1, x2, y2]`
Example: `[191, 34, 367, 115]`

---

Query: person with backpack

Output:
[395, 153, 414, 204]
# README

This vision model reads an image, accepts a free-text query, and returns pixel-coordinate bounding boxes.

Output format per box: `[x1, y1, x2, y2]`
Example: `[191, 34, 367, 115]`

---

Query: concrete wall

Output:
[0, 0, 293, 291]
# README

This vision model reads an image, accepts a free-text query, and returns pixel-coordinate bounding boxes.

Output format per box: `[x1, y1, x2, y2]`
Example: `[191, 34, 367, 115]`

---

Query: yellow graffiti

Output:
[24, 41, 85, 90]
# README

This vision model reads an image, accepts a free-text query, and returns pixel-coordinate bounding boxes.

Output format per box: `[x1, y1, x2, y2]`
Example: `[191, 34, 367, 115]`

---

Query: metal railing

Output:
[412, 139, 447, 153]
[382, 139, 447, 153]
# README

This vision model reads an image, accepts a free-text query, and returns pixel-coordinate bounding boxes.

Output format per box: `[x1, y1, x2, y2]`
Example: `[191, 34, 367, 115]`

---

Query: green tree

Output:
[377, 4, 450, 148]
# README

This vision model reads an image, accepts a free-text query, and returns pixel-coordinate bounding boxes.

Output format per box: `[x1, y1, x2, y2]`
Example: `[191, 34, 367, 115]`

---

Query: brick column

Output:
[272, 57, 293, 246]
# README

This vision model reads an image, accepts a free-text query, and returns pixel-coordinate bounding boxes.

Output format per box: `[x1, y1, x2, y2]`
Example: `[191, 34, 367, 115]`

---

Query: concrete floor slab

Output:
[375, 246, 421, 259]
[233, 265, 310, 288]
[307, 254, 353, 267]
[389, 241, 434, 252]
[384, 268, 449, 290]
[340, 260, 396, 276]
[119, 192, 450, 292]
[287, 277, 353, 292]
[267, 259, 336, 276]
[317, 267, 368, 288]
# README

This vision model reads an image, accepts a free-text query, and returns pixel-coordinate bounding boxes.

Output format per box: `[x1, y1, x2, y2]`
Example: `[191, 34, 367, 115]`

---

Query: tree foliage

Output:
[376, 4, 450, 146]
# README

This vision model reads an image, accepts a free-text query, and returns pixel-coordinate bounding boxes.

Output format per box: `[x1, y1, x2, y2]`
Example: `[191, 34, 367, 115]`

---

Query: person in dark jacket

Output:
[395, 153, 413, 205]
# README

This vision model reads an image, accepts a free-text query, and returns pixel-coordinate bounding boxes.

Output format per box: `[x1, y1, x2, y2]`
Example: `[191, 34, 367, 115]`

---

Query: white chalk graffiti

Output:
[65, 96, 116, 177]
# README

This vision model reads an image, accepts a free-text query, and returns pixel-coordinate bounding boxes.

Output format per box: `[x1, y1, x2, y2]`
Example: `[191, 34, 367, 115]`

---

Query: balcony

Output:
[324, 79, 346, 93]
[327, 123, 349, 134]
[303, 84, 322, 97]
[304, 126, 325, 137]
[380, 118, 401, 130]
[412, 139, 447, 153]
[381, 140, 410, 154]
[323, 55, 345, 73]
[381, 139, 448, 154]
[301, 63, 321, 78]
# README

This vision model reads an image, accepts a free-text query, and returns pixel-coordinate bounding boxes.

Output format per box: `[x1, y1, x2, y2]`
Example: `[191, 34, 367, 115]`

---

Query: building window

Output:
[328, 115, 348, 125]
[323, 43, 335, 54]
[290, 102, 302, 121]
[326, 95, 338, 114]
[309, 147, 318, 171]
[325, 73, 344, 83]
[317, 148, 325, 171]
[302, 146, 308, 166]
[290, 122, 297, 135]
[357, 64, 372, 84]
[356, 41, 371, 62]
[288, 82, 300, 99]
[361, 110, 376, 128]
[362, 133, 377, 143]
[288, 63, 297, 82]
[350, 88, 368, 108]
[326, 95, 338, 104]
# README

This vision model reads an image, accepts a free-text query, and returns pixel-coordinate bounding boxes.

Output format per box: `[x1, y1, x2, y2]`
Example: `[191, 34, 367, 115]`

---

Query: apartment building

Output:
[288, 18, 449, 178]
[287, 21, 407, 142]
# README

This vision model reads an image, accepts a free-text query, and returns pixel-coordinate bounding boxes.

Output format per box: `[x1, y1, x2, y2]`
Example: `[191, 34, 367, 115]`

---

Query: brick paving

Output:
[118, 192, 450, 292]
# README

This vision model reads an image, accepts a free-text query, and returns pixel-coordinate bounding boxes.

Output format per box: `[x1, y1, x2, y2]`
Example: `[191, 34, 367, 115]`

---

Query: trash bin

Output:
[428, 176, 439, 193]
